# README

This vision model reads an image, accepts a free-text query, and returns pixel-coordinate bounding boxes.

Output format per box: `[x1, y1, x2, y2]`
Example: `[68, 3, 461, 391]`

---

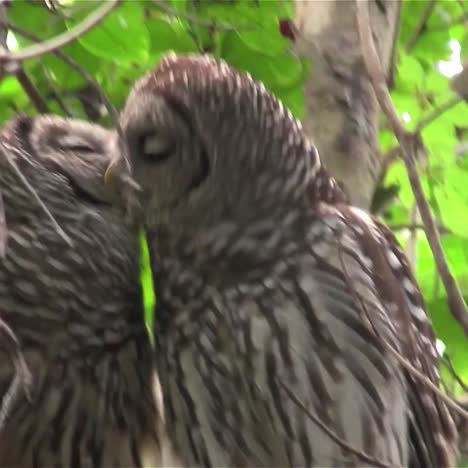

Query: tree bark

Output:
[0, 1, 7, 49]
[294, 0, 401, 210]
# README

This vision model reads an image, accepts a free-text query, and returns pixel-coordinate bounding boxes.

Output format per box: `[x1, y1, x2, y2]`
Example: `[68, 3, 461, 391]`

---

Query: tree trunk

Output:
[294, 0, 401, 210]
[0, 1, 7, 50]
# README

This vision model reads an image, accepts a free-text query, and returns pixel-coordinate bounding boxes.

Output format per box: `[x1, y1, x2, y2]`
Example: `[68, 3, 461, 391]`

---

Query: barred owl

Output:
[107, 54, 458, 467]
[0, 115, 164, 467]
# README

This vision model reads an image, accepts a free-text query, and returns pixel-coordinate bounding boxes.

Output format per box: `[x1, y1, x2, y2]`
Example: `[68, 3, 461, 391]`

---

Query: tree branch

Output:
[356, 0, 468, 336]
[2, 21, 123, 142]
[13, 67, 49, 113]
[381, 94, 462, 175]
[0, 5, 49, 114]
[415, 95, 461, 132]
[0, 0, 121, 64]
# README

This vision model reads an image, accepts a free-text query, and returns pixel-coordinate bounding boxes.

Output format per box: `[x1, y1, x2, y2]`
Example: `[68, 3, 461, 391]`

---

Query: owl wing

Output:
[334, 203, 458, 467]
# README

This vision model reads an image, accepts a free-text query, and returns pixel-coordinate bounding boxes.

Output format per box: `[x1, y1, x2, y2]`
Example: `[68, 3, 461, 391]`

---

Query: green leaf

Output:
[413, 31, 452, 62]
[424, 69, 449, 94]
[192, 0, 292, 56]
[434, 167, 468, 238]
[220, 30, 306, 117]
[429, 3, 464, 29]
[146, 17, 198, 54]
[222, 32, 285, 88]
[416, 234, 468, 299]
[266, 53, 305, 89]
[441, 101, 468, 127]
[461, 32, 468, 59]
[428, 299, 468, 390]
[385, 160, 414, 207]
[395, 54, 424, 93]
[8, 1, 65, 46]
[422, 116, 458, 166]
[0, 77, 28, 122]
[42, 41, 103, 89]
[271, 84, 305, 119]
[67, 1, 150, 64]
[390, 91, 423, 126]
[379, 128, 398, 152]
[139, 228, 155, 339]
[449, 25, 465, 43]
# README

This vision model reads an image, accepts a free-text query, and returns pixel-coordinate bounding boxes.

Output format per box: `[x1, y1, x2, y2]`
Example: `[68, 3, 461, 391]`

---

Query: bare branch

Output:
[384, 333, 468, 420]
[2, 22, 123, 144]
[337, 228, 468, 423]
[415, 95, 461, 133]
[389, 222, 450, 235]
[0, 0, 121, 64]
[356, 0, 468, 336]
[2, 19, 130, 181]
[429, 11, 468, 32]
[278, 379, 390, 467]
[441, 354, 468, 393]
[14, 68, 49, 114]
[0, 15, 49, 115]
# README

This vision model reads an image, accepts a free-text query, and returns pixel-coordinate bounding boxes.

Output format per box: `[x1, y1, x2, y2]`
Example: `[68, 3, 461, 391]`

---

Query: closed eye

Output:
[140, 134, 174, 162]
[61, 144, 96, 153]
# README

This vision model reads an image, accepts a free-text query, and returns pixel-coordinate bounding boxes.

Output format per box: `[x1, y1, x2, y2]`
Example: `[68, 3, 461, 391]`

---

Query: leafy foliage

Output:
[0, 0, 466, 401]
[383, 0, 468, 394]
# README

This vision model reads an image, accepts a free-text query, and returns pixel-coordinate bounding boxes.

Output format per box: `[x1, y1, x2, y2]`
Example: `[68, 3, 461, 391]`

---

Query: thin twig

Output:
[380, 95, 461, 174]
[441, 354, 468, 393]
[0, 29, 49, 113]
[428, 11, 468, 32]
[0, 0, 121, 63]
[278, 379, 390, 467]
[14, 68, 49, 113]
[386, 0, 401, 90]
[389, 222, 450, 235]
[0, 320, 32, 429]
[381, 145, 400, 172]
[150, 0, 254, 31]
[336, 228, 468, 422]
[415, 95, 461, 133]
[385, 336, 468, 419]
[2, 21, 124, 160]
[405, 0, 437, 53]
[1, 141, 74, 247]
[356, 0, 468, 336]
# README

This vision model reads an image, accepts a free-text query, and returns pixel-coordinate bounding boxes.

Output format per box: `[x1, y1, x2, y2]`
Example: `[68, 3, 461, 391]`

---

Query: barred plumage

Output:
[110, 53, 458, 467]
[0, 115, 163, 467]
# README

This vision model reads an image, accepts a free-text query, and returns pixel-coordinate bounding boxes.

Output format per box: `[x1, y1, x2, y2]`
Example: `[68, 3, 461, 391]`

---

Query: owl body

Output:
[110, 53, 458, 467]
[0, 116, 162, 467]
[151, 204, 410, 467]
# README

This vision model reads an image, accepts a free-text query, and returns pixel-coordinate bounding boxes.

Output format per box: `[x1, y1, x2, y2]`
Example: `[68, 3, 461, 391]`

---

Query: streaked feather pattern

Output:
[0, 115, 164, 467]
[112, 53, 458, 467]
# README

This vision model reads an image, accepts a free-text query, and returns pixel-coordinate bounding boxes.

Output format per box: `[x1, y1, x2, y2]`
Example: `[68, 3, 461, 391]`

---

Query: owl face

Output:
[108, 54, 321, 238]
[1, 114, 119, 205]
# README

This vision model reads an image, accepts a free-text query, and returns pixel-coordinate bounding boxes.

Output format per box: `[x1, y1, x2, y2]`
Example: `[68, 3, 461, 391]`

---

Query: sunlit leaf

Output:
[67, 1, 150, 64]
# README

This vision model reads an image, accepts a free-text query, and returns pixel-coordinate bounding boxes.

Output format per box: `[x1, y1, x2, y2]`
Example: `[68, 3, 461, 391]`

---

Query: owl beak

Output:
[104, 137, 133, 199]
[104, 157, 119, 195]
[104, 151, 143, 227]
